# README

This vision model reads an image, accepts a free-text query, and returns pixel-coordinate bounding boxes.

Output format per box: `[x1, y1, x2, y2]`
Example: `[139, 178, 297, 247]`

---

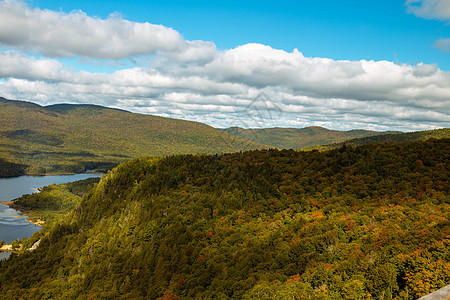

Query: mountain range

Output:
[221, 126, 400, 149]
[0, 97, 448, 175]
[0, 97, 266, 174]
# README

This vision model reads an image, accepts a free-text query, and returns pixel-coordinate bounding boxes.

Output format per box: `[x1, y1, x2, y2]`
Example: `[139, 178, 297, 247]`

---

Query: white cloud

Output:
[0, 50, 67, 81]
[406, 0, 450, 20]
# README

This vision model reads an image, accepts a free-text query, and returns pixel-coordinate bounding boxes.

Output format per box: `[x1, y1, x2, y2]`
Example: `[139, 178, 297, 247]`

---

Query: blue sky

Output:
[32, 0, 449, 69]
[0, 0, 449, 131]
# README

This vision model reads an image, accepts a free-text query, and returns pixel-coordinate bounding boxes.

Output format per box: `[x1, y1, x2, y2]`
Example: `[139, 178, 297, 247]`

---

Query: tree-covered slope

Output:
[221, 126, 399, 149]
[0, 138, 448, 299]
[0, 97, 266, 175]
[309, 128, 450, 151]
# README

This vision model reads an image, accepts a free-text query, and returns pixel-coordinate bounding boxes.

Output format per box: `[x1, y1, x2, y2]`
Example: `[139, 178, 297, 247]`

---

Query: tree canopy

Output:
[0, 138, 448, 299]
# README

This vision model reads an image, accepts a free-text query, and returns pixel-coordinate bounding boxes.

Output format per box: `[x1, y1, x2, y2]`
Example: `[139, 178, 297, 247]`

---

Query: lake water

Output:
[0, 174, 101, 258]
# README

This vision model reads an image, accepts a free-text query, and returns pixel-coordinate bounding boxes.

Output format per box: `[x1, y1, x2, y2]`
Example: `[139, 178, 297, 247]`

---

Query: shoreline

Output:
[0, 244, 12, 251]
[28, 219, 45, 226]
[0, 200, 45, 226]
[0, 200, 16, 206]
[0, 171, 103, 180]
[0, 240, 40, 253]
[0, 244, 24, 253]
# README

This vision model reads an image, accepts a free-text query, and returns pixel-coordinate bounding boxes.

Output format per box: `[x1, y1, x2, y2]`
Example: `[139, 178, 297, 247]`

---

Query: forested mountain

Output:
[1, 138, 448, 299]
[312, 128, 450, 150]
[221, 126, 399, 149]
[0, 97, 267, 175]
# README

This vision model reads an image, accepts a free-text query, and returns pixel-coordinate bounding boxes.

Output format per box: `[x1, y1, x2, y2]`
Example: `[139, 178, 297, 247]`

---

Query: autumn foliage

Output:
[0, 138, 448, 299]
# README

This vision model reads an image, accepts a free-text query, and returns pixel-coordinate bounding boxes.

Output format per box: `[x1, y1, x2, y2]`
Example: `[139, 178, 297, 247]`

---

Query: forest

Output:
[0, 138, 448, 299]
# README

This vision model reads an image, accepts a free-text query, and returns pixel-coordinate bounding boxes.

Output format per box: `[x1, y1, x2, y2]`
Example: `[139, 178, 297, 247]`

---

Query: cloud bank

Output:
[0, 0, 448, 131]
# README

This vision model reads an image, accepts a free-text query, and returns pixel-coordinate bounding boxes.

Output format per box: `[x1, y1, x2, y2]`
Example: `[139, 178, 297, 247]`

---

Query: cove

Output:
[0, 173, 101, 258]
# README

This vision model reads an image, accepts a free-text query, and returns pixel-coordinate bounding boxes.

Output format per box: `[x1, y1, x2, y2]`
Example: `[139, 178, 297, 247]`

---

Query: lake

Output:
[0, 174, 101, 258]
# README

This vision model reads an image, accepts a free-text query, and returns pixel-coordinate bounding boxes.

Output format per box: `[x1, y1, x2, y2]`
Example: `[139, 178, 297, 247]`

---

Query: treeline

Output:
[0, 139, 448, 299]
[314, 128, 450, 151]
[222, 126, 397, 149]
[0, 158, 26, 177]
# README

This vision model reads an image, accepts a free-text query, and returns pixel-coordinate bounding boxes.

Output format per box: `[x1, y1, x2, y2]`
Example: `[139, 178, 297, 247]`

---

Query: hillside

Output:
[0, 97, 267, 175]
[309, 128, 450, 151]
[221, 126, 399, 149]
[0, 138, 448, 299]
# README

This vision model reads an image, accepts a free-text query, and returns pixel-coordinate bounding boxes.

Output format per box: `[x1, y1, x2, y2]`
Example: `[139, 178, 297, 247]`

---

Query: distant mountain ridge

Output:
[45, 103, 128, 113]
[1, 97, 446, 176]
[222, 126, 400, 149]
[312, 128, 450, 150]
[0, 97, 267, 175]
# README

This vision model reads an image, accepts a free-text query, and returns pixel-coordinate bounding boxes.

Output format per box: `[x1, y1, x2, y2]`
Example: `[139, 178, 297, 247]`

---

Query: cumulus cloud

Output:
[406, 0, 450, 20]
[0, 50, 68, 81]
[0, 0, 213, 60]
[0, 1, 449, 131]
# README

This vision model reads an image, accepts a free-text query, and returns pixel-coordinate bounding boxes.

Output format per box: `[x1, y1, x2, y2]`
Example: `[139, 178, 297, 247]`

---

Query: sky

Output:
[0, 0, 449, 131]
